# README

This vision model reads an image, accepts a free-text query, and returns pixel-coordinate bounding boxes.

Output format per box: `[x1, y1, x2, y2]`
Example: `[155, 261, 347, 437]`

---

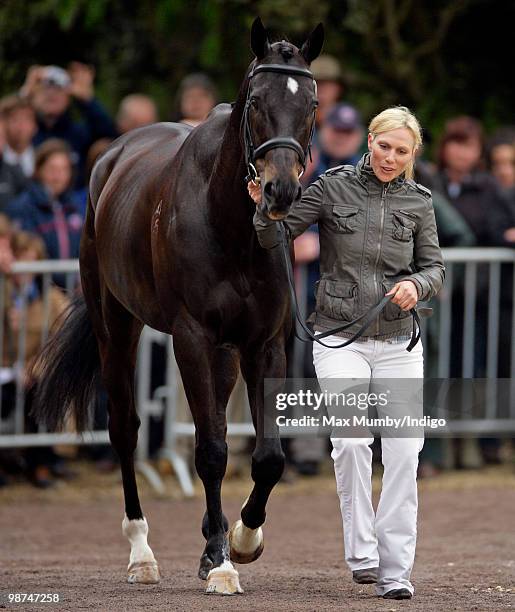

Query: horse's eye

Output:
[312, 99, 319, 109]
[250, 97, 258, 109]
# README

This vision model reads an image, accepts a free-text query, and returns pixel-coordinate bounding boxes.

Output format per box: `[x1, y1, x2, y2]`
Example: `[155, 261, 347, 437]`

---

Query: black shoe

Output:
[383, 588, 412, 600]
[352, 567, 379, 584]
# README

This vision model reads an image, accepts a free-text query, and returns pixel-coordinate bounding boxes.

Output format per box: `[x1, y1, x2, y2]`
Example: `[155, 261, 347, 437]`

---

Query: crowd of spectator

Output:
[0, 63, 218, 488]
[0, 56, 514, 488]
[289, 54, 515, 478]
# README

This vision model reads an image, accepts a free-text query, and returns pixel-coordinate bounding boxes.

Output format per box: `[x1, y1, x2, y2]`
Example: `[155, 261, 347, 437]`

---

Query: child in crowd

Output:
[1, 230, 71, 487]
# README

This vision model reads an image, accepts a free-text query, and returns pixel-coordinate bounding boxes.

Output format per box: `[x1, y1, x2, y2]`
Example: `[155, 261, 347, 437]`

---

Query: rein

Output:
[277, 223, 422, 352]
[241, 63, 318, 183]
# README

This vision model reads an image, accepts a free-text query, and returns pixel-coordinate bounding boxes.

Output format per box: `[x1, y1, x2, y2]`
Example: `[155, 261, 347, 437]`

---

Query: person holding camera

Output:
[249, 106, 445, 601]
[19, 63, 118, 187]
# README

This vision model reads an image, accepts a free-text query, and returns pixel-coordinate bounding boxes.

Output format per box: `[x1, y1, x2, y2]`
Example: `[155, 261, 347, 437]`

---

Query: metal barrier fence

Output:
[1, 249, 514, 495]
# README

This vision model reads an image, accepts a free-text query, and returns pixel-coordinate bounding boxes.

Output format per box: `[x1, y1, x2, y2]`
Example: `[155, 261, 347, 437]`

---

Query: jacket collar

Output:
[356, 153, 406, 193]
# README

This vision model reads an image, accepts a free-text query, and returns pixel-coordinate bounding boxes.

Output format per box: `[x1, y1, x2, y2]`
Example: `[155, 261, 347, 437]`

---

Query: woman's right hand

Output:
[247, 180, 262, 205]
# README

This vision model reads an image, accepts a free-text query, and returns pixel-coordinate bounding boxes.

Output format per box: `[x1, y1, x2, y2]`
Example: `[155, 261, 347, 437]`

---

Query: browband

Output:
[250, 64, 314, 79]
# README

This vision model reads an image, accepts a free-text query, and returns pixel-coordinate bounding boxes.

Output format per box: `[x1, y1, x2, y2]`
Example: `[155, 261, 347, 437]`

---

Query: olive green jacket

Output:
[253, 153, 445, 338]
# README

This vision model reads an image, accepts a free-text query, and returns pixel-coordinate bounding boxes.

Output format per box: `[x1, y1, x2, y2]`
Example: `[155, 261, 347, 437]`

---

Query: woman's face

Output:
[368, 128, 416, 183]
[441, 138, 481, 175]
[38, 152, 72, 196]
[490, 143, 515, 189]
[180, 87, 215, 122]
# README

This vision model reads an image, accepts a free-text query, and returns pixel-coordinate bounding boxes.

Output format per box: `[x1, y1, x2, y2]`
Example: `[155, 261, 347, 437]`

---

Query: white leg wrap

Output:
[122, 516, 160, 584]
[122, 516, 156, 567]
[228, 518, 264, 564]
[230, 520, 262, 555]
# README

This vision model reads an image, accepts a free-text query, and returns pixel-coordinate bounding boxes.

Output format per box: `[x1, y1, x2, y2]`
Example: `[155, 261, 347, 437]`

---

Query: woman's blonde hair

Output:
[368, 106, 422, 180]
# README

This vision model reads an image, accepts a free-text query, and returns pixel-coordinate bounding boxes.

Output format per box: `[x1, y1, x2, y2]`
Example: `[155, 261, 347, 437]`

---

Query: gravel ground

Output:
[0, 463, 514, 611]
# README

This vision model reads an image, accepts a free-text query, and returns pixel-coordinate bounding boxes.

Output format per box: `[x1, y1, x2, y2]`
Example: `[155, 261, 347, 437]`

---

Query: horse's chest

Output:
[205, 275, 286, 335]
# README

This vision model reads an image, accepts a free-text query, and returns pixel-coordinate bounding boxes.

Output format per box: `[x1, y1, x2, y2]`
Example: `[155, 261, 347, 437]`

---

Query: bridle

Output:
[241, 63, 318, 183]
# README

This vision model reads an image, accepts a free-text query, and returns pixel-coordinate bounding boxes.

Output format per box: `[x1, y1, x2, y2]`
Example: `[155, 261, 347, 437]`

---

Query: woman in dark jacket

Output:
[4, 138, 83, 287]
[434, 117, 512, 247]
[434, 118, 514, 464]
[250, 107, 444, 600]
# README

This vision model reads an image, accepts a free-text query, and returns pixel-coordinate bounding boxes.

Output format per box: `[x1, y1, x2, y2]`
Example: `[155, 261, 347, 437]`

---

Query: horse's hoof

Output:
[198, 553, 214, 580]
[205, 561, 243, 595]
[127, 561, 160, 584]
[228, 519, 264, 564]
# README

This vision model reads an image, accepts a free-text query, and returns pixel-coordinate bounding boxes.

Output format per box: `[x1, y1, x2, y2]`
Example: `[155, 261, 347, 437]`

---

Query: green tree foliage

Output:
[0, 0, 513, 138]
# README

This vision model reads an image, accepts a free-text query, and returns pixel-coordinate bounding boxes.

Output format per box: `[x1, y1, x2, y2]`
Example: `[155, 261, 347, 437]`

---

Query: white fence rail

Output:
[1, 249, 514, 495]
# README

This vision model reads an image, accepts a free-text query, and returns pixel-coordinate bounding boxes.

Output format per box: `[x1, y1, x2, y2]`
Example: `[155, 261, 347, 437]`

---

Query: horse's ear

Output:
[300, 23, 325, 64]
[251, 17, 271, 60]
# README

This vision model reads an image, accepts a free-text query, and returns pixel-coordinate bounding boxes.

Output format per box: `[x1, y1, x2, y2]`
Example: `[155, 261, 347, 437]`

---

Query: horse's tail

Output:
[30, 295, 101, 432]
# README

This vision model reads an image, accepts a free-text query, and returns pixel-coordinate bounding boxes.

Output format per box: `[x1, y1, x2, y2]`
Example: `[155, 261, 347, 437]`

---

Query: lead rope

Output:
[277, 222, 421, 351]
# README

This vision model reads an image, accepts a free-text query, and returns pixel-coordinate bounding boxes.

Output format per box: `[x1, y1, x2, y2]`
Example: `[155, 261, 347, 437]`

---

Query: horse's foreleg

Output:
[230, 342, 286, 564]
[173, 328, 242, 595]
[97, 294, 160, 585]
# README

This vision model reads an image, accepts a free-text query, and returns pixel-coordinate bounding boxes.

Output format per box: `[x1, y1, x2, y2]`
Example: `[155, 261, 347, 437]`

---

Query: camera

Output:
[41, 66, 70, 88]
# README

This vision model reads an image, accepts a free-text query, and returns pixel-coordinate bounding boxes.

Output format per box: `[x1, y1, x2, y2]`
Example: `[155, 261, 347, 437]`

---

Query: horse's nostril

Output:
[263, 182, 275, 199]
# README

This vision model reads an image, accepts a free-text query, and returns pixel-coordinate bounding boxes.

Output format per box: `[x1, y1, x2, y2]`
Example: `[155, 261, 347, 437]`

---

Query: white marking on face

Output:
[287, 77, 299, 95]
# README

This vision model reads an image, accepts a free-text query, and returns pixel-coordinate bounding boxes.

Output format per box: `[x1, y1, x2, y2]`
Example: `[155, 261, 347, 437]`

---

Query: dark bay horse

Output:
[33, 18, 323, 594]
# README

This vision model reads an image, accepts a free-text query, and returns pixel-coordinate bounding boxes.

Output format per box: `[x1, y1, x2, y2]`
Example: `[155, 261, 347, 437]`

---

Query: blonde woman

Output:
[249, 107, 445, 600]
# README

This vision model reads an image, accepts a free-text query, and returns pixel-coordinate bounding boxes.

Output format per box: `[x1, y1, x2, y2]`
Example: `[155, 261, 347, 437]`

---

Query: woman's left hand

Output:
[385, 280, 418, 310]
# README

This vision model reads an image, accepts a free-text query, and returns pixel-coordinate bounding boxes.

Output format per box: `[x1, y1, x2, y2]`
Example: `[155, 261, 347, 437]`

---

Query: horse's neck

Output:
[208, 97, 254, 247]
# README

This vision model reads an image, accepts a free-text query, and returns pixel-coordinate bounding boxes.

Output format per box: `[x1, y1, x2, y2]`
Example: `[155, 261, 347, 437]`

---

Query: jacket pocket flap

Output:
[398, 208, 418, 219]
[392, 210, 416, 229]
[332, 205, 359, 218]
[324, 280, 356, 298]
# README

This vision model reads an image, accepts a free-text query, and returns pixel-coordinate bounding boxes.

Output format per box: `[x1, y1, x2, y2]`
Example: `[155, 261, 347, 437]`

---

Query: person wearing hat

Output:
[312, 103, 365, 180]
[310, 54, 345, 127]
[19, 63, 118, 187]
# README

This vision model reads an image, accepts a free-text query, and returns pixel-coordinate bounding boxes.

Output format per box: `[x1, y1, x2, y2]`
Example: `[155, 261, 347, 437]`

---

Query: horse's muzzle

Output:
[263, 180, 302, 219]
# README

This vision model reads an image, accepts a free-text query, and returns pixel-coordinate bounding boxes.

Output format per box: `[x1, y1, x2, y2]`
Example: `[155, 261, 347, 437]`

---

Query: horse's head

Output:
[244, 18, 324, 220]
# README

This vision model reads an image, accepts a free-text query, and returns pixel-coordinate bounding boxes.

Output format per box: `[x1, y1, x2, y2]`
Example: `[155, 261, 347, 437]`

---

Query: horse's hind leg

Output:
[99, 294, 160, 584]
[172, 323, 242, 595]
[81, 221, 159, 584]
[229, 339, 286, 564]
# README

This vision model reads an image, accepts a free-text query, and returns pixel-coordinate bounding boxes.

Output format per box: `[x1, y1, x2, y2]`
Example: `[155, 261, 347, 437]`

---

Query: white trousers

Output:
[313, 334, 424, 596]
